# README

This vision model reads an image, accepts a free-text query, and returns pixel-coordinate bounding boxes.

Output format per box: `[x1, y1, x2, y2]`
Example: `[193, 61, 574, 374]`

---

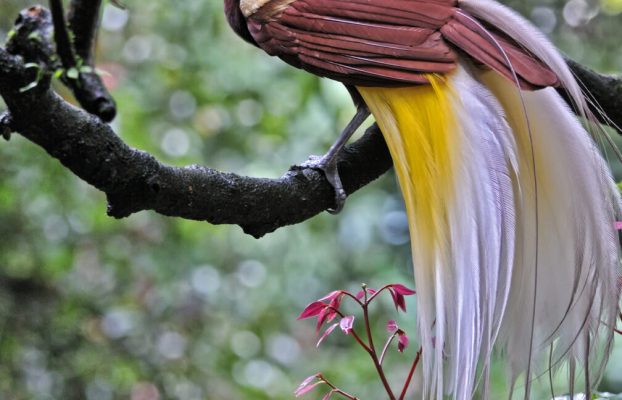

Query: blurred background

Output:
[0, 0, 621, 399]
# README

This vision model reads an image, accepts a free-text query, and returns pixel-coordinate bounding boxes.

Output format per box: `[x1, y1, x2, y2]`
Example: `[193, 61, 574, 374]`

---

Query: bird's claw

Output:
[298, 154, 347, 214]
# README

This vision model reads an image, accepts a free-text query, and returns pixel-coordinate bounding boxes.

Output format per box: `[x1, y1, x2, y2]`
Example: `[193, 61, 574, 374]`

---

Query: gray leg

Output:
[301, 105, 370, 214]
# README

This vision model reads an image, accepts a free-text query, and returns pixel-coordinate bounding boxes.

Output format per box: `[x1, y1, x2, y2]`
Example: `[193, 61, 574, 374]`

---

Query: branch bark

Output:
[0, 6, 621, 238]
[62, 0, 117, 122]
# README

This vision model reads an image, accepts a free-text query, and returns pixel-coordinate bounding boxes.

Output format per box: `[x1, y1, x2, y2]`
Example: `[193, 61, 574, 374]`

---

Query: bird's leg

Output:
[301, 104, 370, 214]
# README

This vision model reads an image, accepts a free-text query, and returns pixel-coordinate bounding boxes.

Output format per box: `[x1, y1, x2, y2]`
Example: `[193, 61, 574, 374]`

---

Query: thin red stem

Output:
[370, 351, 396, 400]
[379, 333, 398, 365]
[350, 329, 372, 353]
[328, 307, 372, 353]
[615, 328, 622, 335]
[364, 305, 376, 352]
[363, 304, 396, 399]
[399, 347, 422, 400]
[334, 389, 359, 400]
[321, 375, 359, 400]
[342, 291, 364, 307]
[365, 284, 392, 304]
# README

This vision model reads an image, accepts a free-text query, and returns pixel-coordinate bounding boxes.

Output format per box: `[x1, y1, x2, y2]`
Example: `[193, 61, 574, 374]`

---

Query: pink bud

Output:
[386, 320, 398, 333]
[295, 374, 322, 397]
[397, 331, 409, 353]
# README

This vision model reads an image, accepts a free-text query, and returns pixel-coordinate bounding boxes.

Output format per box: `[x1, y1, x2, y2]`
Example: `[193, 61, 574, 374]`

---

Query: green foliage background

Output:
[0, 0, 621, 399]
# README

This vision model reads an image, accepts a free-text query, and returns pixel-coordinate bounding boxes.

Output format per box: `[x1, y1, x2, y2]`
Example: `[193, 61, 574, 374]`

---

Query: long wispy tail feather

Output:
[358, 60, 621, 398]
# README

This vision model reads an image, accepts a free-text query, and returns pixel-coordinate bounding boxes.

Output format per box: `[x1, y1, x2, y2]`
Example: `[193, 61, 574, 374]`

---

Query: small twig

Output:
[379, 332, 398, 365]
[399, 347, 422, 400]
[67, 0, 103, 63]
[54, 0, 117, 121]
[49, 0, 76, 69]
[321, 375, 359, 400]
[363, 303, 396, 400]
[365, 284, 392, 304]
[342, 291, 364, 307]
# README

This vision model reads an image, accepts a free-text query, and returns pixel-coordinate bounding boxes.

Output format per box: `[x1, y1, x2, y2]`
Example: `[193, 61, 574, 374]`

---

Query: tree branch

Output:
[49, 0, 76, 70]
[1, 6, 621, 238]
[67, 0, 103, 63]
[0, 51, 391, 237]
[564, 59, 622, 129]
[61, 0, 116, 122]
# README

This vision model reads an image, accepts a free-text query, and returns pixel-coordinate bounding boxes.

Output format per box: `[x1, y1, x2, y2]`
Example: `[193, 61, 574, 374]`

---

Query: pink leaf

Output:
[615, 221, 622, 230]
[294, 374, 321, 397]
[388, 289, 407, 312]
[298, 301, 327, 320]
[386, 320, 398, 333]
[397, 331, 409, 353]
[319, 290, 342, 302]
[316, 307, 337, 333]
[317, 323, 339, 347]
[327, 294, 344, 314]
[389, 284, 416, 296]
[295, 381, 323, 397]
[339, 315, 355, 334]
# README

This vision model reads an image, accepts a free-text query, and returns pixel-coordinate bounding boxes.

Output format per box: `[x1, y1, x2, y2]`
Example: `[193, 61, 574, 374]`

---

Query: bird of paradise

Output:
[224, 0, 622, 398]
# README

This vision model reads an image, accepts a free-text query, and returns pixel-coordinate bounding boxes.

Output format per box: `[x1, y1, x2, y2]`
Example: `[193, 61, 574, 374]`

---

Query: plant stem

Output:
[350, 329, 373, 353]
[363, 305, 376, 352]
[379, 333, 398, 365]
[321, 375, 359, 400]
[362, 304, 396, 400]
[399, 347, 422, 400]
[329, 307, 372, 353]
[342, 291, 364, 307]
[365, 284, 392, 304]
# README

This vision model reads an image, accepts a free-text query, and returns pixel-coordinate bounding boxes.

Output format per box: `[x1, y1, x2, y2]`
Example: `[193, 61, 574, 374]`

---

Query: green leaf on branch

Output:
[66, 67, 79, 80]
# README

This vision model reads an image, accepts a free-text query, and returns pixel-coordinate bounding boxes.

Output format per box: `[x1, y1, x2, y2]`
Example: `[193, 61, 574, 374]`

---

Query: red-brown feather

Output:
[246, 0, 559, 88]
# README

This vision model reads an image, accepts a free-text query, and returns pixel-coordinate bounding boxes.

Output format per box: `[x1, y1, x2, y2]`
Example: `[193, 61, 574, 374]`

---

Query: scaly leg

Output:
[301, 104, 370, 214]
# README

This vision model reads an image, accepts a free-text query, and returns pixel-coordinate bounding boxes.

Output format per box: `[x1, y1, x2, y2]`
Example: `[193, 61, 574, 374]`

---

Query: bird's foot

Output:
[299, 154, 347, 214]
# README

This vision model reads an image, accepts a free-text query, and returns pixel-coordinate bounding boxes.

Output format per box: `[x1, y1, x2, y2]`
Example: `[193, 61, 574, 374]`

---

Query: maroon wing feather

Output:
[247, 0, 558, 88]
[440, 11, 560, 88]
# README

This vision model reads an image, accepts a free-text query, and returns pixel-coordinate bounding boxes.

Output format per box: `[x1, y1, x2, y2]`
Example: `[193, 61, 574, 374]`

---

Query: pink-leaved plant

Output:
[296, 284, 421, 400]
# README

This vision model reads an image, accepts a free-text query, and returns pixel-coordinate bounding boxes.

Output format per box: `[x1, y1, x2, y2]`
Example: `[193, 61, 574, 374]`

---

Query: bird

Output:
[224, 0, 622, 398]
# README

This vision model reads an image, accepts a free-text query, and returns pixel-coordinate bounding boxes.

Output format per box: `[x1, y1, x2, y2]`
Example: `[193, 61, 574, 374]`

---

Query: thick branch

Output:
[565, 59, 622, 129]
[1, 6, 621, 238]
[0, 55, 390, 237]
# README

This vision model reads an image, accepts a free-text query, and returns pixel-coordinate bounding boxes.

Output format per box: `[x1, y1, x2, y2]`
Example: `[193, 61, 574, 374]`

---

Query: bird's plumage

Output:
[224, 0, 622, 398]
[241, 0, 558, 88]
